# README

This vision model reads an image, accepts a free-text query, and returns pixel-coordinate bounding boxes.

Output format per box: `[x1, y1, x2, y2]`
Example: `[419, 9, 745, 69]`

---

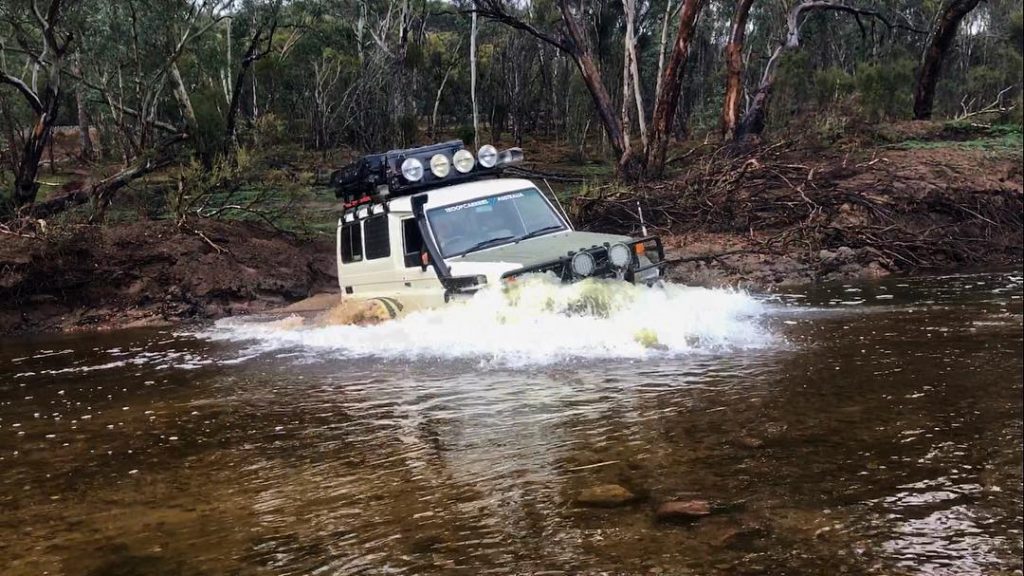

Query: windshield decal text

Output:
[442, 191, 524, 213]
[443, 198, 490, 213]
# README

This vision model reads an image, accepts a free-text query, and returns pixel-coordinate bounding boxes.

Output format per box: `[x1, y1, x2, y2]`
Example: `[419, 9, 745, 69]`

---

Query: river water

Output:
[1, 271, 1021, 576]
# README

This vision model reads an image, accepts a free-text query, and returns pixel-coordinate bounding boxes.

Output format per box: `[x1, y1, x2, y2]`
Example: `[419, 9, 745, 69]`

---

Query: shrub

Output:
[456, 124, 476, 145]
[854, 59, 916, 122]
[252, 113, 287, 148]
[813, 67, 855, 107]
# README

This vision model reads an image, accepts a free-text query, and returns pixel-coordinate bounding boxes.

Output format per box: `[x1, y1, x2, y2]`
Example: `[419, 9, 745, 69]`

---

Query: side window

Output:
[402, 218, 424, 268]
[341, 223, 363, 263]
[364, 215, 391, 260]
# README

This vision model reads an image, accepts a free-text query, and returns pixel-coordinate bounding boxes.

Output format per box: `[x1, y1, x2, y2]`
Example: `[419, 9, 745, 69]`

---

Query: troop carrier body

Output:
[332, 140, 665, 316]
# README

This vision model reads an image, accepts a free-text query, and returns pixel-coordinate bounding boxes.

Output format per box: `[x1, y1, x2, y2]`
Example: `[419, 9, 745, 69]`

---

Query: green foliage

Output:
[4, 0, 1023, 223]
[253, 114, 287, 148]
[889, 123, 1023, 152]
[170, 155, 248, 222]
[163, 147, 324, 235]
[456, 125, 476, 145]
[1010, 10, 1024, 55]
[813, 68, 855, 106]
[966, 66, 1007, 100]
[191, 84, 229, 163]
[773, 52, 815, 114]
[854, 59, 916, 122]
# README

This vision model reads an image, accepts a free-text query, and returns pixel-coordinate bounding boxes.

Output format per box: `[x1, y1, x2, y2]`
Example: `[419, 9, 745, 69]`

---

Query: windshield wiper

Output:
[454, 235, 516, 256]
[516, 225, 564, 242]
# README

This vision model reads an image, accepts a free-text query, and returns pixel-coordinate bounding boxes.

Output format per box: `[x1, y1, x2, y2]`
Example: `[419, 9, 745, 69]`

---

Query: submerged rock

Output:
[717, 525, 770, 550]
[654, 500, 713, 522]
[575, 484, 637, 507]
[733, 435, 765, 449]
[315, 298, 397, 326]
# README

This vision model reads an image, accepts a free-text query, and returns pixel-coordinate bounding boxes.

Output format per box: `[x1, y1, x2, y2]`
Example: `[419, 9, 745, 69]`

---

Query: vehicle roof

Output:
[386, 177, 537, 213]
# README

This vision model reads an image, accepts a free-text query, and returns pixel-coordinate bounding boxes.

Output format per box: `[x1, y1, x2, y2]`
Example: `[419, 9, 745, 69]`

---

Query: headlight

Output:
[401, 158, 423, 181]
[608, 243, 632, 268]
[478, 145, 498, 168]
[429, 154, 451, 178]
[571, 251, 596, 277]
[453, 149, 475, 173]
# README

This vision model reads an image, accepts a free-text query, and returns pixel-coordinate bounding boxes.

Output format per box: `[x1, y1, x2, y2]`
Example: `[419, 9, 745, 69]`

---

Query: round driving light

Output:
[608, 243, 632, 268]
[453, 149, 475, 173]
[478, 144, 498, 168]
[571, 252, 596, 277]
[430, 154, 451, 178]
[401, 158, 424, 182]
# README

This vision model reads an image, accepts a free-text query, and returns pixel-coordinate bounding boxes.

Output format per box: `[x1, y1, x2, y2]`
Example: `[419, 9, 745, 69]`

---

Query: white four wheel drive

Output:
[331, 141, 666, 315]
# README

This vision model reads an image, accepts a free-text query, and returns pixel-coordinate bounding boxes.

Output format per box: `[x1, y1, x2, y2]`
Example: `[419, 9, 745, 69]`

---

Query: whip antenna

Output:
[637, 199, 648, 237]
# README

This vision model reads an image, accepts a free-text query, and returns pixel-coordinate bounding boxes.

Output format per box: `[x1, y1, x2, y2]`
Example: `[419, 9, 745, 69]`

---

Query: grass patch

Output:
[886, 125, 1022, 153]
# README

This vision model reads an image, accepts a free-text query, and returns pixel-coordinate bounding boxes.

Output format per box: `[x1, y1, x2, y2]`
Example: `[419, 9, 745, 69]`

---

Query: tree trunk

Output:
[170, 63, 200, 137]
[721, 0, 756, 140]
[475, 0, 633, 177]
[557, 0, 630, 169]
[12, 112, 56, 207]
[471, 8, 480, 147]
[431, 66, 454, 139]
[624, 0, 647, 151]
[225, 15, 277, 154]
[645, 0, 706, 177]
[734, 50, 778, 141]
[4, 69, 62, 208]
[75, 89, 94, 161]
[913, 0, 983, 120]
[70, 51, 95, 162]
[654, 0, 674, 104]
[620, 17, 633, 159]
[2, 0, 69, 208]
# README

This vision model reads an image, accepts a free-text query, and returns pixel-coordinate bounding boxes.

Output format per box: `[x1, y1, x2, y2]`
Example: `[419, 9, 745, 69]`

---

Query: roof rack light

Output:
[497, 147, 523, 167]
[331, 140, 523, 203]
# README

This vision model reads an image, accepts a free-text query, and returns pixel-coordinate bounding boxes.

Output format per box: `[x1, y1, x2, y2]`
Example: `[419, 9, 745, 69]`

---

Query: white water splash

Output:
[204, 276, 773, 365]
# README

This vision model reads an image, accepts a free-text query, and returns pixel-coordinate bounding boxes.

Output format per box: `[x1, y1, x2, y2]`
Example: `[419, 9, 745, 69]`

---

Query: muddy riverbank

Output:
[576, 127, 1023, 289]
[1, 216, 1018, 336]
[0, 220, 337, 335]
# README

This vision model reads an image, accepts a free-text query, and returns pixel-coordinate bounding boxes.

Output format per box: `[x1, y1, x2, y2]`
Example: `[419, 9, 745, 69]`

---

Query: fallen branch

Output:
[571, 139, 1022, 273]
[21, 132, 188, 220]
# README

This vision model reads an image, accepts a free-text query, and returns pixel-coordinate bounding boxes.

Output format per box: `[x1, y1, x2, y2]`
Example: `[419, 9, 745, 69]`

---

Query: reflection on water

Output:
[1, 272, 1021, 575]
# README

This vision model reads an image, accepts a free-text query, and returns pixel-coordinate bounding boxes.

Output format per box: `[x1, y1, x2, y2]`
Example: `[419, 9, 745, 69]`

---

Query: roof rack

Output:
[330, 140, 523, 204]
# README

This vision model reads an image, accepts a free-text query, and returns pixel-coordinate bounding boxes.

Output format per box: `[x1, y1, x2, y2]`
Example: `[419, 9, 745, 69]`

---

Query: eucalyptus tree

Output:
[0, 0, 74, 208]
[474, 0, 707, 179]
[913, 0, 984, 119]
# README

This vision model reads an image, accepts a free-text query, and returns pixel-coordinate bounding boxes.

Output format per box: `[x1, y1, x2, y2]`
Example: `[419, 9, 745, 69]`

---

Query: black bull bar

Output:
[412, 195, 665, 298]
[498, 236, 666, 283]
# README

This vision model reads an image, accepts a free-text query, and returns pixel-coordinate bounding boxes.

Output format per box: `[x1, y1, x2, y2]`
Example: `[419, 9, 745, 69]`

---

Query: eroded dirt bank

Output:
[0, 220, 337, 335]
[574, 132, 1023, 287]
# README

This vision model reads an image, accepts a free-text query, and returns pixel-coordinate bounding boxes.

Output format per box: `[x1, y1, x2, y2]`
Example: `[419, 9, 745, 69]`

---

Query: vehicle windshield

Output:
[426, 188, 566, 257]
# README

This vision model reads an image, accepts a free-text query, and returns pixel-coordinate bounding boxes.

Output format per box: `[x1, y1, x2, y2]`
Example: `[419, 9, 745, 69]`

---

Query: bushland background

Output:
[1, 0, 1021, 333]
